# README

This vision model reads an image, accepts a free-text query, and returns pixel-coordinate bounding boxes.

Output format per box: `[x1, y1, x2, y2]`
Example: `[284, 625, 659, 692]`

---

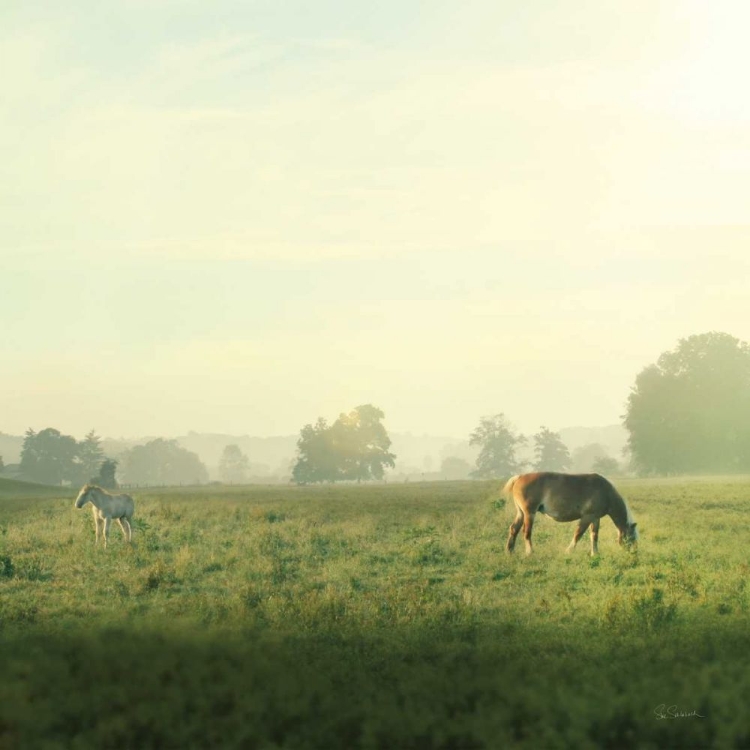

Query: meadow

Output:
[1, 476, 749, 749]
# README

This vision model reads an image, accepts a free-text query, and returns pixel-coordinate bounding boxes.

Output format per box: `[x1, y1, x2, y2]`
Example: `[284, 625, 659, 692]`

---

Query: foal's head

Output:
[74, 484, 94, 509]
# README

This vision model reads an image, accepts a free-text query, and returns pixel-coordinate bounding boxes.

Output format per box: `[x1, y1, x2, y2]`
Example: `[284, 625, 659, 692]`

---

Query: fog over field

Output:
[2, 2, 749, 445]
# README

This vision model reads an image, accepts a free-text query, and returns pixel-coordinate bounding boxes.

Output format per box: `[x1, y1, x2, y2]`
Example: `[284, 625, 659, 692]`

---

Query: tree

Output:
[625, 332, 750, 474]
[0, 455, 4, 473]
[532, 427, 571, 472]
[77, 430, 105, 484]
[592, 455, 620, 476]
[292, 418, 338, 484]
[19, 428, 79, 485]
[219, 444, 250, 484]
[93, 458, 119, 489]
[469, 414, 526, 479]
[332, 404, 396, 482]
[292, 405, 396, 484]
[120, 439, 209, 486]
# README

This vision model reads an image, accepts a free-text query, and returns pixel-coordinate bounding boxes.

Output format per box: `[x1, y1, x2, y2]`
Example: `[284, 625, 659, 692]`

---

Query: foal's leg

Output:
[589, 519, 600, 556]
[567, 516, 596, 553]
[506, 508, 524, 553]
[118, 518, 133, 543]
[94, 515, 103, 545]
[103, 517, 112, 548]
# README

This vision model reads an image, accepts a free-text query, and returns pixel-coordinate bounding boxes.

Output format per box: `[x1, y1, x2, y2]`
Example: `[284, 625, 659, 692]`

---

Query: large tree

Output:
[624, 331, 750, 474]
[19, 428, 80, 485]
[469, 414, 526, 479]
[292, 405, 396, 484]
[120, 439, 209, 486]
[532, 427, 571, 472]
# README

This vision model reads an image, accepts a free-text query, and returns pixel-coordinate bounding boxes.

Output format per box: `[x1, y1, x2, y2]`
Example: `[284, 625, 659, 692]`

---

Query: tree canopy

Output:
[119, 439, 209, 486]
[292, 404, 396, 484]
[532, 427, 571, 472]
[469, 414, 526, 479]
[624, 331, 750, 474]
[20, 428, 82, 485]
[93, 458, 119, 489]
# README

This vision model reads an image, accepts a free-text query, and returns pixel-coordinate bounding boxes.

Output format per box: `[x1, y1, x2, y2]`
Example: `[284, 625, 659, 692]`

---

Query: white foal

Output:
[75, 484, 135, 548]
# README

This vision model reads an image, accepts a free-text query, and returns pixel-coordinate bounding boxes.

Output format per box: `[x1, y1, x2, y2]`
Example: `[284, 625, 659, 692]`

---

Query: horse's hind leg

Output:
[506, 509, 524, 553]
[589, 519, 600, 556]
[117, 518, 132, 543]
[523, 512, 536, 556]
[103, 517, 111, 548]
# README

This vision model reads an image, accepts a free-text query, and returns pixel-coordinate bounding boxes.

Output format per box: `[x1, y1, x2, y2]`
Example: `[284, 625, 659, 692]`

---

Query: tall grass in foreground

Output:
[1, 479, 749, 748]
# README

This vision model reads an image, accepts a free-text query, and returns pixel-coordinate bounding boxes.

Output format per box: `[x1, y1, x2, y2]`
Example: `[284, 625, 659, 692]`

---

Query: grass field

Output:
[1, 476, 749, 749]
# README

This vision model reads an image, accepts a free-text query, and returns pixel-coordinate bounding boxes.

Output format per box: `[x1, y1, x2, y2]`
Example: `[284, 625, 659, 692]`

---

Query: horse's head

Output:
[620, 521, 638, 548]
[74, 484, 93, 509]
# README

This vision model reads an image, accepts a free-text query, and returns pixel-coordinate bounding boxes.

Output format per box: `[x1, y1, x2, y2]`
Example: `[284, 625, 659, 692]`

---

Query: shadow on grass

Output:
[1, 617, 749, 750]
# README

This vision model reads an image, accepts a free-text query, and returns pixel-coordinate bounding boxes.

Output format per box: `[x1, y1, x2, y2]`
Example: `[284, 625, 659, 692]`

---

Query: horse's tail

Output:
[502, 475, 520, 499]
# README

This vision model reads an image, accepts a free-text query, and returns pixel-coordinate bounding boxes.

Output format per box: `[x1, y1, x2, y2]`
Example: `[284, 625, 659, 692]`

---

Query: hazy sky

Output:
[2, 1, 749, 440]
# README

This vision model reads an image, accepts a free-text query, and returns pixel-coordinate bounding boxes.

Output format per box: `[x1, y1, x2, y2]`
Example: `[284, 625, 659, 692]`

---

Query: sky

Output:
[2, 1, 749, 440]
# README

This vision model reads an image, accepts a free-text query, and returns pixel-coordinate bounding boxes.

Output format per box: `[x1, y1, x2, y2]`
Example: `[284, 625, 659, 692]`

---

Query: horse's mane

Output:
[80, 483, 106, 494]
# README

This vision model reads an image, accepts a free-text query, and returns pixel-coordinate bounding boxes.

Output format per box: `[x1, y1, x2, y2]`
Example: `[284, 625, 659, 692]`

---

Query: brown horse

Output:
[503, 472, 638, 556]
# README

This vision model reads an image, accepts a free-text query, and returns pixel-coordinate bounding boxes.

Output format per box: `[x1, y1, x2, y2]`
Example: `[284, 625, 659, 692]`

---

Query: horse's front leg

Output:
[567, 516, 595, 554]
[523, 512, 536, 556]
[589, 519, 600, 556]
[103, 517, 112, 548]
[94, 515, 103, 545]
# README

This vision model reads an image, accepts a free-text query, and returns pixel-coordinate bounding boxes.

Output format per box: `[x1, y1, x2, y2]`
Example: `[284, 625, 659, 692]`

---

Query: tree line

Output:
[14, 431, 208, 488]
[5, 330, 749, 486]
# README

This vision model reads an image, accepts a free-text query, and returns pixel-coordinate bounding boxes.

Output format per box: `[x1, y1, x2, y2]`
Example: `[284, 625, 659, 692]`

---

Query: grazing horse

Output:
[74, 484, 135, 548]
[504, 472, 638, 556]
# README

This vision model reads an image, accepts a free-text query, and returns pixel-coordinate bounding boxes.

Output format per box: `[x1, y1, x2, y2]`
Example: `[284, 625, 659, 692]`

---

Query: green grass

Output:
[1, 478, 749, 748]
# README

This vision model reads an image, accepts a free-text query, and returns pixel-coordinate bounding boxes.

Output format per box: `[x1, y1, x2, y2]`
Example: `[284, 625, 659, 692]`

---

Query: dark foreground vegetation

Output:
[1, 478, 749, 748]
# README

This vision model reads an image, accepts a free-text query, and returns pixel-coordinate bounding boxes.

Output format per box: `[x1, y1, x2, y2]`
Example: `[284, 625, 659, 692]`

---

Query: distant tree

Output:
[292, 418, 336, 484]
[440, 456, 472, 480]
[19, 428, 79, 485]
[120, 439, 209, 486]
[77, 430, 105, 484]
[332, 404, 396, 482]
[592, 455, 621, 476]
[625, 332, 750, 474]
[0, 455, 4, 473]
[570, 443, 610, 473]
[469, 414, 526, 479]
[93, 458, 119, 489]
[292, 405, 396, 484]
[219, 444, 250, 484]
[532, 427, 571, 472]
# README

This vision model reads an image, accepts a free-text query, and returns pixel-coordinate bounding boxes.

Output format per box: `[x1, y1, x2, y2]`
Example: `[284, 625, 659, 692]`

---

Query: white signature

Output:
[654, 704, 705, 720]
